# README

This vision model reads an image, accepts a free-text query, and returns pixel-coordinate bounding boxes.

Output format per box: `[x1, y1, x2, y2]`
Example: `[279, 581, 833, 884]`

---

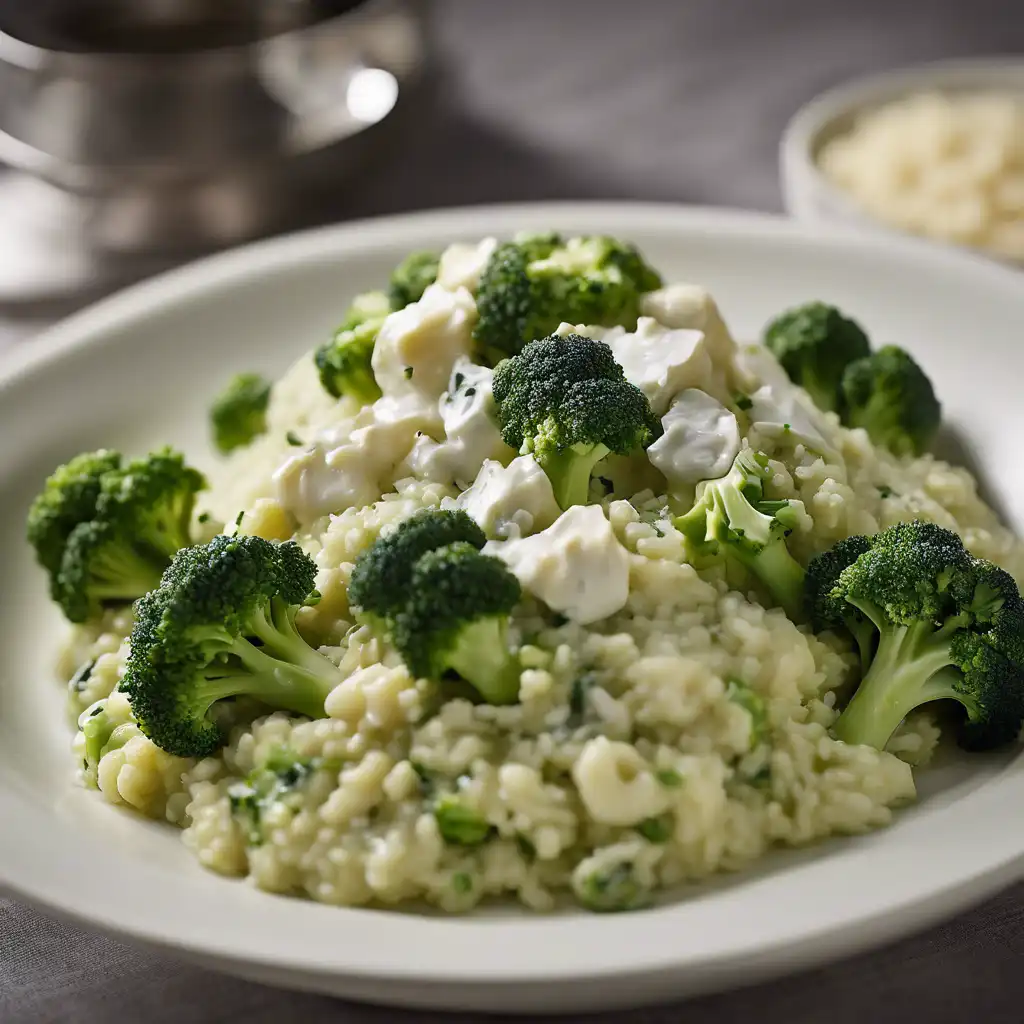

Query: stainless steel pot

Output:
[0, 0, 425, 262]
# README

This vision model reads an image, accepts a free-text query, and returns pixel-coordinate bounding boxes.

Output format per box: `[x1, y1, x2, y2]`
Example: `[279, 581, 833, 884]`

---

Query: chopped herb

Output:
[234, 510, 245, 528]
[197, 512, 211, 524]
[464, 386, 477, 398]
[403, 366, 414, 379]
[285, 431, 304, 447]
[69, 660, 96, 694]
[452, 372, 466, 391]
[656, 768, 683, 788]
[568, 672, 596, 727]
[515, 834, 537, 860]
[89, 704, 104, 718]
[228, 747, 316, 846]
[410, 760, 434, 795]
[452, 871, 473, 894]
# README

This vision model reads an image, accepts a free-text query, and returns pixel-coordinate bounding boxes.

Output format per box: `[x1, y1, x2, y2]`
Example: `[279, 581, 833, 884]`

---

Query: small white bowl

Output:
[780, 58, 1024, 261]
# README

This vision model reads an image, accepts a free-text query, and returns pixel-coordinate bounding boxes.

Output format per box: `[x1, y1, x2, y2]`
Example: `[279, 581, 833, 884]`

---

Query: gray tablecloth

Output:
[3, 1, 1024, 1020]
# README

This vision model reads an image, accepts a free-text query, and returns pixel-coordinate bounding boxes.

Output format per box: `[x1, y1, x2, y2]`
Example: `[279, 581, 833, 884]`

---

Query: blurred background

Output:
[0, 0, 1022, 320]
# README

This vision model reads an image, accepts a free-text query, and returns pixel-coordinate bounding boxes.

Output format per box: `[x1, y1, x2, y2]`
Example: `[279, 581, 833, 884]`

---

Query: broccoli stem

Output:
[346, 366, 383, 406]
[733, 540, 807, 622]
[443, 618, 521, 705]
[188, 604, 339, 721]
[199, 641, 336, 720]
[832, 618, 961, 748]
[86, 546, 166, 603]
[709, 481, 807, 620]
[539, 443, 610, 510]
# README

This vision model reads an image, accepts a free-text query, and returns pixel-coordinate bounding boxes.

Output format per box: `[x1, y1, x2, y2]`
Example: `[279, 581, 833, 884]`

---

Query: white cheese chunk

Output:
[606, 317, 712, 416]
[484, 505, 630, 624]
[371, 284, 477, 400]
[456, 455, 561, 539]
[647, 389, 740, 488]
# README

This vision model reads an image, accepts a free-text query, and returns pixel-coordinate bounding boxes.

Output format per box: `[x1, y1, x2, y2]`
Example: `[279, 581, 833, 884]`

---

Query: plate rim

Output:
[2, 201, 1024, 1003]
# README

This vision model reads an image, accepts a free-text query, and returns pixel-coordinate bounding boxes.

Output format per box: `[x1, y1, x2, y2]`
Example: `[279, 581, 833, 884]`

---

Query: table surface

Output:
[3, 1, 1024, 1021]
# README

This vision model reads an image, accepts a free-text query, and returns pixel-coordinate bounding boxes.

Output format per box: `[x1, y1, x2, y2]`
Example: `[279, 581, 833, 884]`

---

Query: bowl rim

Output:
[2, 201, 1024, 1006]
[779, 56, 1024, 253]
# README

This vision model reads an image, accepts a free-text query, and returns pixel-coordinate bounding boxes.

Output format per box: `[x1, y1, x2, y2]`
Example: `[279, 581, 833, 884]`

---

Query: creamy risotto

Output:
[39, 232, 1024, 914]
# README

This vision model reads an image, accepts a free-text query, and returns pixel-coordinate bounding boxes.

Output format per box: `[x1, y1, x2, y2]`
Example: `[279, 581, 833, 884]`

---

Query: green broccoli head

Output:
[824, 521, 1024, 751]
[55, 449, 206, 623]
[348, 508, 486, 621]
[349, 512, 521, 705]
[491, 333, 661, 509]
[805, 534, 875, 667]
[474, 233, 662, 362]
[122, 534, 337, 758]
[674, 449, 807, 620]
[839, 345, 941, 457]
[314, 316, 385, 404]
[210, 373, 272, 454]
[763, 302, 871, 413]
[27, 449, 122, 586]
[388, 251, 441, 310]
[392, 541, 522, 705]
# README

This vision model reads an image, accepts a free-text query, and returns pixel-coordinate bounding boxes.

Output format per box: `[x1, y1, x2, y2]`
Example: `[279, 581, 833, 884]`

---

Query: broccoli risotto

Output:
[34, 231, 1024, 914]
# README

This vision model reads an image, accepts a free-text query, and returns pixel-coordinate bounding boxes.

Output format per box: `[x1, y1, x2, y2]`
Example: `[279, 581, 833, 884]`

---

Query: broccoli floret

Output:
[805, 534, 876, 668]
[391, 542, 523, 705]
[337, 290, 391, 332]
[315, 317, 386, 404]
[26, 449, 122, 594]
[824, 521, 1024, 751]
[474, 234, 662, 362]
[315, 290, 391, 402]
[388, 251, 441, 310]
[763, 302, 871, 413]
[674, 450, 807, 619]
[348, 508, 486, 622]
[122, 534, 339, 758]
[492, 333, 661, 509]
[210, 373, 272, 454]
[573, 861, 652, 913]
[839, 346, 941, 457]
[350, 518, 522, 704]
[635, 816, 674, 844]
[228, 746, 316, 846]
[433, 794, 494, 846]
[56, 449, 206, 623]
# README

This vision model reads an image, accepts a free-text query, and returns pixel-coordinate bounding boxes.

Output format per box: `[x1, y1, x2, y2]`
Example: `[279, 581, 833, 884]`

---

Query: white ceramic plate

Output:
[1, 203, 1023, 1015]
